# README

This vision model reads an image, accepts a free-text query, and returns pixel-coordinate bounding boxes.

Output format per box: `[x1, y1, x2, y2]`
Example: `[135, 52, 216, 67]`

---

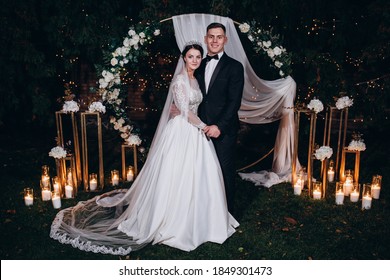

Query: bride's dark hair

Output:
[181, 43, 204, 58]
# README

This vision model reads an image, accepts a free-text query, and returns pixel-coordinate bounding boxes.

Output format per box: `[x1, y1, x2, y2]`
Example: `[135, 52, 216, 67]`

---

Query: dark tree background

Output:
[0, 0, 388, 132]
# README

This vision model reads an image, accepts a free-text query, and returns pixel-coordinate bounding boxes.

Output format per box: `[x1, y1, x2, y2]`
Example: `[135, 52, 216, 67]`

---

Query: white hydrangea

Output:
[126, 134, 142, 146]
[62, 100, 79, 113]
[314, 146, 333, 161]
[348, 140, 366, 151]
[49, 146, 67, 159]
[88, 101, 106, 113]
[336, 96, 354, 110]
[307, 98, 324, 113]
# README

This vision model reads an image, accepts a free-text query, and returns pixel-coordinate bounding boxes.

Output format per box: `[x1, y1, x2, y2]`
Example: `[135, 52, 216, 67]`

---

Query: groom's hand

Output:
[204, 125, 221, 138]
[170, 104, 180, 118]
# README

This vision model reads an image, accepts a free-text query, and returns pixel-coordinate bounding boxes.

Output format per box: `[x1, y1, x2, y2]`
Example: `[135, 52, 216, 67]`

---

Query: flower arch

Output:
[97, 19, 292, 144]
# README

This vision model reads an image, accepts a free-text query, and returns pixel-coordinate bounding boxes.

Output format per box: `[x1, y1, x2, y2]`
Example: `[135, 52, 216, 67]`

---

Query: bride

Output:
[50, 42, 239, 255]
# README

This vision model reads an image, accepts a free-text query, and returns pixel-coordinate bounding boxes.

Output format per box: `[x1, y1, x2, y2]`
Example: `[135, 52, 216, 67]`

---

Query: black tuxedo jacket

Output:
[195, 53, 244, 136]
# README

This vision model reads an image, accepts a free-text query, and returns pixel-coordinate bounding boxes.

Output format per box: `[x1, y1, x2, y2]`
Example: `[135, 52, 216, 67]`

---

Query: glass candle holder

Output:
[293, 172, 304, 195]
[111, 170, 120, 186]
[51, 190, 62, 209]
[350, 183, 360, 203]
[371, 174, 382, 199]
[126, 166, 135, 182]
[89, 173, 98, 191]
[24, 188, 34, 206]
[312, 182, 322, 200]
[335, 182, 344, 205]
[328, 160, 335, 183]
[52, 176, 61, 196]
[362, 183, 372, 210]
[41, 165, 51, 188]
[344, 169, 354, 196]
[64, 167, 75, 198]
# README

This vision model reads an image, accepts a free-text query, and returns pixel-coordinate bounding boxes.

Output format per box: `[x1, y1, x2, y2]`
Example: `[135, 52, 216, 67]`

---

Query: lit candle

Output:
[51, 192, 61, 209]
[126, 170, 134, 182]
[41, 189, 52, 201]
[24, 194, 33, 206]
[313, 190, 321, 200]
[89, 178, 98, 191]
[41, 175, 50, 188]
[344, 180, 353, 196]
[327, 170, 335, 183]
[53, 182, 60, 193]
[65, 185, 73, 198]
[362, 195, 372, 210]
[112, 175, 119, 186]
[335, 191, 344, 205]
[350, 191, 359, 202]
[371, 184, 381, 199]
[294, 183, 302, 195]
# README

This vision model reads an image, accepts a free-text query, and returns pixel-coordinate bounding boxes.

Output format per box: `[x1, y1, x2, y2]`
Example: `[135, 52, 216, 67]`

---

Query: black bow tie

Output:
[205, 54, 219, 62]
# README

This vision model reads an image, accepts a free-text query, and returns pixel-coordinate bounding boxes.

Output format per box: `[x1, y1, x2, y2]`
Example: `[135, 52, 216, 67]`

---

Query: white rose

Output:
[263, 41, 272, 48]
[248, 35, 254, 42]
[267, 48, 275, 58]
[273, 46, 282, 56]
[110, 58, 118, 66]
[153, 29, 160, 36]
[239, 23, 250, 33]
[128, 29, 136, 36]
[279, 70, 284, 77]
[139, 32, 145, 38]
[275, 61, 283, 68]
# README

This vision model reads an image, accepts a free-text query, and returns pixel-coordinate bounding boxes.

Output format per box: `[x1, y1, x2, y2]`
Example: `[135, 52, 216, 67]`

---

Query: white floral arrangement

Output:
[125, 134, 142, 146]
[49, 146, 67, 159]
[98, 22, 160, 144]
[347, 140, 366, 151]
[314, 146, 333, 161]
[62, 100, 80, 113]
[238, 21, 292, 78]
[88, 101, 106, 113]
[307, 98, 324, 113]
[336, 96, 354, 110]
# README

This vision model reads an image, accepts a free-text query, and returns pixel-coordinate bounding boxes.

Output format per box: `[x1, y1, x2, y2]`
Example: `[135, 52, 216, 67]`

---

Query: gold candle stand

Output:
[339, 148, 361, 184]
[55, 111, 82, 187]
[323, 106, 348, 181]
[121, 144, 138, 182]
[81, 112, 104, 192]
[292, 108, 317, 194]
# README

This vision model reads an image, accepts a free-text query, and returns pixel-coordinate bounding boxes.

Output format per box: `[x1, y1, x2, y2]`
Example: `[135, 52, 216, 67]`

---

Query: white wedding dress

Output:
[50, 72, 239, 255]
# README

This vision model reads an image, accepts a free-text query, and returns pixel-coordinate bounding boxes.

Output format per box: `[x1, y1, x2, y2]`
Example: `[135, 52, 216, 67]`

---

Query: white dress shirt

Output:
[205, 52, 223, 93]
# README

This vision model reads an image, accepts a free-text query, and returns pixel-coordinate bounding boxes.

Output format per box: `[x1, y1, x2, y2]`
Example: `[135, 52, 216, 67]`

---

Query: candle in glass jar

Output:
[362, 195, 372, 210]
[53, 182, 60, 193]
[371, 184, 381, 199]
[350, 191, 359, 202]
[51, 192, 61, 209]
[127, 170, 134, 182]
[344, 180, 353, 196]
[41, 175, 50, 188]
[89, 178, 98, 191]
[335, 191, 344, 205]
[313, 190, 321, 200]
[112, 175, 119, 186]
[65, 185, 73, 198]
[328, 170, 335, 183]
[294, 183, 302, 195]
[41, 189, 52, 201]
[24, 194, 33, 206]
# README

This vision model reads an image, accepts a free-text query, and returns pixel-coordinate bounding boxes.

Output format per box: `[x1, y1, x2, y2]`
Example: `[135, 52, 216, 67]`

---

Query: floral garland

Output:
[97, 21, 161, 146]
[238, 21, 292, 78]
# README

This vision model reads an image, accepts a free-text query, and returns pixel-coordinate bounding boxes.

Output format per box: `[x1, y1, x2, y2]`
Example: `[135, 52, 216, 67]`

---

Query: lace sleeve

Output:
[172, 76, 206, 129]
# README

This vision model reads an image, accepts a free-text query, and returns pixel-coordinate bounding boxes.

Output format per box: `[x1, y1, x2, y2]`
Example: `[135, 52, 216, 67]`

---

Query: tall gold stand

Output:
[121, 144, 138, 182]
[292, 108, 317, 194]
[81, 112, 104, 191]
[339, 148, 361, 184]
[55, 111, 82, 187]
[323, 106, 348, 181]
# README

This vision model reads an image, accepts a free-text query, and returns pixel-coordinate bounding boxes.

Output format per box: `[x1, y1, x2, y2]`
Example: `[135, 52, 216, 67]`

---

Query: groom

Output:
[196, 22, 244, 214]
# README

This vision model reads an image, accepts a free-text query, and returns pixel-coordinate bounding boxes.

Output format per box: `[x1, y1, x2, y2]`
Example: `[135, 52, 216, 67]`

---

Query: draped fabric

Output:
[172, 14, 299, 187]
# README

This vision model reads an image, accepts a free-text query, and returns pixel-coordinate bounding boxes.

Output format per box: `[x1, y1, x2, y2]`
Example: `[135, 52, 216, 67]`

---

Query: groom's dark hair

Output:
[207, 22, 226, 34]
